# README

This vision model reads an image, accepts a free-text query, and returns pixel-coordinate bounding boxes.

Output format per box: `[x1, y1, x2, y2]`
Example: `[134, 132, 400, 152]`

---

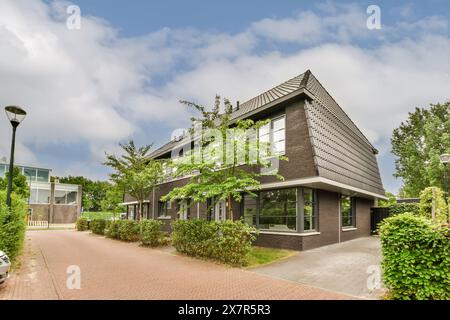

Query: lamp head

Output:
[5, 106, 27, 127]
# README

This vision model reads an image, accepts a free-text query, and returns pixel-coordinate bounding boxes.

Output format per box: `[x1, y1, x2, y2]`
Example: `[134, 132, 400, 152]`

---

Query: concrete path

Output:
[252, 237, 384, 299]
[0, 230, 355, 300]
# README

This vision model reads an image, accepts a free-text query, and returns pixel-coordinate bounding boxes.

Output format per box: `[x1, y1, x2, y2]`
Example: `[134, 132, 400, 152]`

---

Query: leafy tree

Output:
[418, 187, 448, 223]
[100, 184, 125, 217]
[0, 166, 30, 200]
[378, 192, 397, 208]
[391, 102, 450, 197]
[162, 96, 286, 220]
[104, 140, 163, 221]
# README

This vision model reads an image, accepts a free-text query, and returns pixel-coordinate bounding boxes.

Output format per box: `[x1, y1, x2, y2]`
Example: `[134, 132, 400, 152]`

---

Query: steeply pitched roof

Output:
[148, 69, 385, 196]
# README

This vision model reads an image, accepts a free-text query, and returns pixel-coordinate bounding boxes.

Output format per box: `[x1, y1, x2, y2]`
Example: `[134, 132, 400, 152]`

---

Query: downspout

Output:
[338, 193, 341, 244]
[197, 202, 200, 219]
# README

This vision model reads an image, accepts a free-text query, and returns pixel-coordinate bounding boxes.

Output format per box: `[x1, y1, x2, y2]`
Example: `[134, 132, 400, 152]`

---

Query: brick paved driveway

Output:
[0, 230, 354, 300]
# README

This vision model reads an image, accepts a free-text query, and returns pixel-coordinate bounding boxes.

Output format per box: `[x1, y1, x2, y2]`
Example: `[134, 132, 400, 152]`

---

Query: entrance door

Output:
[214, 200, 227, 221]
[178, 201, 188, 220]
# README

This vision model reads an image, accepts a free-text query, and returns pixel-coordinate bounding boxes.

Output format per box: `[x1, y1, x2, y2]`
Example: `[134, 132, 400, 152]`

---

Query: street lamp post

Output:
[4, 106, 27, 209]
[440, 153, 450, 223]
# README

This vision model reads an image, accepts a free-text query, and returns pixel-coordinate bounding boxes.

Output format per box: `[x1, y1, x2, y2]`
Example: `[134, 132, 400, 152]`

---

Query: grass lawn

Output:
[245, 246, 296, 268]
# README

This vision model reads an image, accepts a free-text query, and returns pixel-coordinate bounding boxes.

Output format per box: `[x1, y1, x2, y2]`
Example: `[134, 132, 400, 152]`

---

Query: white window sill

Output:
[157, 216, 172, 220]
[255, 231, 320, 237]
[342, 227, 357, 232]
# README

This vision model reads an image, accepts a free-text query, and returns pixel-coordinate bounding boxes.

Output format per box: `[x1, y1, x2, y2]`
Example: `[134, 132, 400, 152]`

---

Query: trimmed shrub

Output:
[0, 191, 28, 261]
[419, 187, 448, 223]
[387, 203, 420, 216]
[105, 220, 120, 239]
[140, 219, 168, 247]
[90, 219, 107, 235]
[379, 213, 450, 300]
[172, 219, 257, 266]
[76, 217, 89, 231]
[118, 220, 140, 242]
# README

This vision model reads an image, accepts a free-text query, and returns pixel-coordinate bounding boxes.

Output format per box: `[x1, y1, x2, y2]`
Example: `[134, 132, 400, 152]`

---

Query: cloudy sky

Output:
[0, 0, 449, 193]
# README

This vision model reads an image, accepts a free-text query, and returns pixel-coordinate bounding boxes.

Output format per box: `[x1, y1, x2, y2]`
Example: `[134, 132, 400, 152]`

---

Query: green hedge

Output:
[117, 220, 140, 242]
[90, 219, 107, 235]
[172, 219, 257, 266]
[379, 213, 450, 300]
[141, 219, 169, 247]
[387, 203, 420, 216]
[76, 217, 89, 231]
[0, 191, 28, 261]
[105, 220, 120, 239]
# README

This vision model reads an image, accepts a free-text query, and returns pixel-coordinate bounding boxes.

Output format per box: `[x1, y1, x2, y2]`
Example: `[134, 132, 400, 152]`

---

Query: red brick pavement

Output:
[0, 230, 356, 300]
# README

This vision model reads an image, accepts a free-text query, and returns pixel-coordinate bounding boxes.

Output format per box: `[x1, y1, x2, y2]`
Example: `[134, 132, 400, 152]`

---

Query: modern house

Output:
[0, 163, 82, 224]
[123, 70, 386, 250]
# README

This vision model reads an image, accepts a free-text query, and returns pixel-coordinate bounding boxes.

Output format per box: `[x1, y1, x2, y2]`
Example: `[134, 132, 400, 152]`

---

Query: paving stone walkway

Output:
[0, 230, 355, 300]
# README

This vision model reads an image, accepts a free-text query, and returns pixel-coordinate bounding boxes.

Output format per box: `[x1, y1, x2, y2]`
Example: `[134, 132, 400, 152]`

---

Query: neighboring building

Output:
[0, 163, 82, 223]
[123, 70, 386, 250]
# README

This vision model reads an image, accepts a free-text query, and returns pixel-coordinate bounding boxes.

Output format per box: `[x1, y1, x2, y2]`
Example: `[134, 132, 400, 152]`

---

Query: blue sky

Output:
[1, 0, 450, 194]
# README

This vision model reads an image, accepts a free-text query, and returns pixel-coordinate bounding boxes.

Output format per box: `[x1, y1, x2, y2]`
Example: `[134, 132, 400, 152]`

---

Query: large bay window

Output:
[259, 189, 297, 231]
[243, 187, 317, 233]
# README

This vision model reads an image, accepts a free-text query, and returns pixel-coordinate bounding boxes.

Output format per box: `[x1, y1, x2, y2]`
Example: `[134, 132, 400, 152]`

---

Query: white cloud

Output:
[0, 0, 449, 193]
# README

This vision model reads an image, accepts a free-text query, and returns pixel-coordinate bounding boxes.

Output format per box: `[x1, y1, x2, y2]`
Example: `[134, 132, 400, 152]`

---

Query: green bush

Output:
[117, 220, 140, 242]
[0, 191, 28, 261]
[90, 219, 107, 235]
[105, 220, 120, 239]
[172, 219, 257, 266]
[76, 217, 89, 231]
[379, 213, 450, 300]
[140, 219, 168, 247]
[419, 187, 448, 223]
[387, 203, 420, 216]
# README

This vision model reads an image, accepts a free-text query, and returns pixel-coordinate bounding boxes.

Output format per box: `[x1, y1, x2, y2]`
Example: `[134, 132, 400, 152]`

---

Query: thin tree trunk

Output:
[228, 195, 233, 221]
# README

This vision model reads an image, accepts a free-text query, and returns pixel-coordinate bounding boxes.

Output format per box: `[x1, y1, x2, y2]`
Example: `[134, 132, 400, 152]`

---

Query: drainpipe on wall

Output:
[197, 202, 200, 219]
[338, 193, 341, 244]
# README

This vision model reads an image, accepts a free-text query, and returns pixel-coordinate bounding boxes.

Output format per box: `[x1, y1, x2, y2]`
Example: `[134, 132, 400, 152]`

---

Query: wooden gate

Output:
[370, 207, 390, 234]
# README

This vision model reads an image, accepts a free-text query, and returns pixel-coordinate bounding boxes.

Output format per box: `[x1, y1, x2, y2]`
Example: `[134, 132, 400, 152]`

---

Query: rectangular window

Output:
[243, 194, 257, 227]
[23, 167, 37, 182]
[54, 190, 67, 204]
[258, 115, 286, 158]
[37, 169, 50, 182]
[303, 188, 316, 232]
[37, 189, 50, 204]
[259, 188, 297, 231]
[242, 187, 319, 233]
[158, 201, 168, 217]
[341, 195, 355, 228]
[0, 164, 6, 178]
[54, 188, 78, 205]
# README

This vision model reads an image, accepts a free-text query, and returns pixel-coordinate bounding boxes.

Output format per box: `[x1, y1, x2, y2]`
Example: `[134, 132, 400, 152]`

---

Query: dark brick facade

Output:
[124, 95, 378, 250]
